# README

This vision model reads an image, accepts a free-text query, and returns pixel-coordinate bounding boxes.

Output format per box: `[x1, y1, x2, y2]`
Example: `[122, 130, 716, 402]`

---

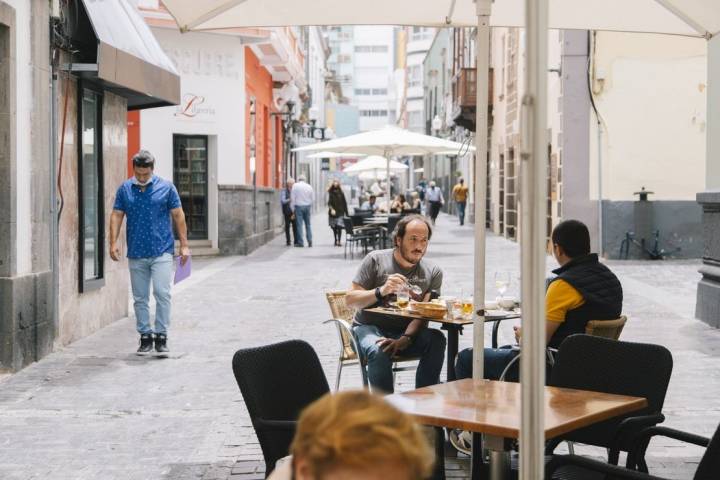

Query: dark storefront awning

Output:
[70, 0, 180, 110]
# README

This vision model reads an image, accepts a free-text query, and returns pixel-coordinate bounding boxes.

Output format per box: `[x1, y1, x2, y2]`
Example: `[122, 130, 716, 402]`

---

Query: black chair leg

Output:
[431, 427, 446, 480]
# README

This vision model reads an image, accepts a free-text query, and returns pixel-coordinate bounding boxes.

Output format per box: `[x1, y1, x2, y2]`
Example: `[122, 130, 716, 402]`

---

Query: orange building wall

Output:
[245, 48, 282, 189]
[127, 110, 141, 178]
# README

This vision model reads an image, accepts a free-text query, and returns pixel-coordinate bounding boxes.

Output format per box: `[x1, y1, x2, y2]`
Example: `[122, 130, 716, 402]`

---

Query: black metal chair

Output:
[342, 216, 378, 259]
[232, 340, 330, 477]
[546, 335, 673, 470]
[546, 420, 720, 480]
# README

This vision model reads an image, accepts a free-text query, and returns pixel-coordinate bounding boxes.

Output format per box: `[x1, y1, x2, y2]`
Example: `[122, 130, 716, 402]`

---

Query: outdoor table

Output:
[364, 307, 520, 381]
[387, 379, 648, 480]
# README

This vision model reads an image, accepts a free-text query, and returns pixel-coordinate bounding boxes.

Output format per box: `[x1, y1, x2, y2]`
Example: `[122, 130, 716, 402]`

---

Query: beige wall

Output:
[590, 32, 707, 201]
[57, 75, 129, 346]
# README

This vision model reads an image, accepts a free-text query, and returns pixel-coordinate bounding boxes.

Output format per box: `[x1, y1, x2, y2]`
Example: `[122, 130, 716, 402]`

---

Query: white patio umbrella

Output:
[305, 151, 366, 159]
[162, 1, 720, 478]
[343, 155, 408, 173]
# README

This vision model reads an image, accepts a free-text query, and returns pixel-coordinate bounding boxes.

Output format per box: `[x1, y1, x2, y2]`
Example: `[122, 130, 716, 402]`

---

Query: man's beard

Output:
[399, 244, 424, 265]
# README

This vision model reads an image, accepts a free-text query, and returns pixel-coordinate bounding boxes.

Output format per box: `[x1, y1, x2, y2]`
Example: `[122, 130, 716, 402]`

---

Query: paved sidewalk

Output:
[0, 212, 718, 479]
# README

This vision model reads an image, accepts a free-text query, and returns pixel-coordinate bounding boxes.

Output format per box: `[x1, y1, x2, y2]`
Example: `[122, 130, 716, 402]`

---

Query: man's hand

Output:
[179, 245, 191, 267]
[376, 336, 410, 357]
[109, 242, 121, 262]
[380, 273, 407, 296]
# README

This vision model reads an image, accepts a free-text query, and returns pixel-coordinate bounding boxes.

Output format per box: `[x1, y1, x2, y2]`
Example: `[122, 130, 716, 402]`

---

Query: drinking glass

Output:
[396, 285, 410, 310]
[461, 295, 473, 319]
[494, 272, 511, 297]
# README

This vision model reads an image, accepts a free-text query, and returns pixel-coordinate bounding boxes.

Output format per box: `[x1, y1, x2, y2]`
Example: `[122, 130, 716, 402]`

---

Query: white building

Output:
[405, 27, 435, 133]
[353, 26, 397, 131]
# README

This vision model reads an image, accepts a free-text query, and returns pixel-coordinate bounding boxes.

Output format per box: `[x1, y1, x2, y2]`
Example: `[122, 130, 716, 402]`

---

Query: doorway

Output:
[173, 135, 208, 240]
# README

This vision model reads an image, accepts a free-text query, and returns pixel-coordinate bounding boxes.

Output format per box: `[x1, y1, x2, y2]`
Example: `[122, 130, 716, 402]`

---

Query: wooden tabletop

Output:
[365, 306, 521, 327]
[386, 379, 647, 439]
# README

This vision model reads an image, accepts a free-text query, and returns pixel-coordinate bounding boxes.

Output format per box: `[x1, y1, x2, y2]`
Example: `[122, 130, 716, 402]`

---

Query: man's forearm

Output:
[109, 211, 123, 245]
[404, 319, 427, 337]
[346, 289, 379, 310]
[173, 213, 189, 247]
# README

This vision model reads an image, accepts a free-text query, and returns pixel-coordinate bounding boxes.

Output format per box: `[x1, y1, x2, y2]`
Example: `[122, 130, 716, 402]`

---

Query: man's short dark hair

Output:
[551, 220, 591, 258]
[392, 214, 433, 247]
[132, 150, 155, 168]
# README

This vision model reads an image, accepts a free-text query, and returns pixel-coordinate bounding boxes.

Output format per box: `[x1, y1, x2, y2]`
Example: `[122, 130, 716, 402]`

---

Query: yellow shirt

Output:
[546, 279, 585, 323]
[452, 184, 469, 202]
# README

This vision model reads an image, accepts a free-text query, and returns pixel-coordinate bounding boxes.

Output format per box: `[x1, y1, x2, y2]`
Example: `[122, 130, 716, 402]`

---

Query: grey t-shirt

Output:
[352, 249, 443, 325]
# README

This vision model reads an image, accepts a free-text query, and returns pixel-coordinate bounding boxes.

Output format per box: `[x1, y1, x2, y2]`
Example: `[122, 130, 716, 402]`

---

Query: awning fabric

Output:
[77, 0, 180, 109]
[163, 0, 720, 38]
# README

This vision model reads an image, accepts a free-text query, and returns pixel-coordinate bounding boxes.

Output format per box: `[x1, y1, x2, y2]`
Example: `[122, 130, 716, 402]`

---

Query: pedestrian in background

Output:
[291, 174, 315, 247]
[452, 177, 469, 226]
[281, 178, 298, 246]
[426, 181, 444, 225]
[109, 150, 190, 356]
[327, 179, 348, 247]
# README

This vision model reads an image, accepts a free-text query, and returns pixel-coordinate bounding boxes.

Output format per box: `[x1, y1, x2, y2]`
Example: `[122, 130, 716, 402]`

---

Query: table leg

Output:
[471, 433, 484, 480]
[483, 435, 512, 480]
[492, 320, 501, 349]
[442, 325, 460, 382]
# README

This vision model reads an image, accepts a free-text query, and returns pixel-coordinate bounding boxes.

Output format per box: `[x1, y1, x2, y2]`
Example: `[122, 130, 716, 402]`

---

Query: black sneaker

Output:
[137, 334, 154, 355]
[154, 333, 169, 355]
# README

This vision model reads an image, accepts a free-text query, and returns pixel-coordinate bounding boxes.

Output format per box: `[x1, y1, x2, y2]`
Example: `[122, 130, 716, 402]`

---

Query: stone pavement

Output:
[0, 212, 719, 479]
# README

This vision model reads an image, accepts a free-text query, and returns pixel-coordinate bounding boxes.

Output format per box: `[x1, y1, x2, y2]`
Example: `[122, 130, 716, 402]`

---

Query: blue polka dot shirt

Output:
[113, 175, 182, 259]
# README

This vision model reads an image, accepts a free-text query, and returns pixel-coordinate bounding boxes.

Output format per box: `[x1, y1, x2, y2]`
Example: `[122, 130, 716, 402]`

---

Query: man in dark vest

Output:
[455, 219, 623, 380]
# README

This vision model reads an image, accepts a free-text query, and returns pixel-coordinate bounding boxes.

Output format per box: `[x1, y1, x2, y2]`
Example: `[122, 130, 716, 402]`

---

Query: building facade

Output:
[1, 0, 179, 371]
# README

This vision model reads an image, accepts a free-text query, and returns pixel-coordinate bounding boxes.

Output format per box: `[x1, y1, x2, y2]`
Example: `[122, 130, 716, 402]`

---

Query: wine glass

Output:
[494, 272, 511, 297]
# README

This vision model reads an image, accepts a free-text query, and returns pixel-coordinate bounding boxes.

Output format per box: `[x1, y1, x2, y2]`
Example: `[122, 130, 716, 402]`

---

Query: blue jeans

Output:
[128, 253, 174, 335]
[456, 201, 466, 225]
[455, 346, 520, 381]
[294, 205, 312, 246]
[354, 324, 446, 394]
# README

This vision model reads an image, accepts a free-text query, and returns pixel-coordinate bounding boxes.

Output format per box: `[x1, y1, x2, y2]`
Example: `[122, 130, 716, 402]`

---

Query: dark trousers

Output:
[456, 346, 519, 381]
[283, 211, 297, 245]
[429, 201, 442, 223]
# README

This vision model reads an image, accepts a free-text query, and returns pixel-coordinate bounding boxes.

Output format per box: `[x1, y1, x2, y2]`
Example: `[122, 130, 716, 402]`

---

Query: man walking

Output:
[281, 177, 298, 246]
[426, 181, 444, 225]
[452, 178, 469, 226]
[109, 150, 190, 355]
[346, 215, 446, 393]
[291, 174, 314, 247]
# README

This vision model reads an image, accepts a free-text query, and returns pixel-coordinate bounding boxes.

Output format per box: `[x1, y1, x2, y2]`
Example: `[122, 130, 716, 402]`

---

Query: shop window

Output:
[78, 86, 105, 292]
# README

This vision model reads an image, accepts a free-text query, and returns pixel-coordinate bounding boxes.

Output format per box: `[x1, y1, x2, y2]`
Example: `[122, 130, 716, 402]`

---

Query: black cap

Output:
[132, 150, 155, 168]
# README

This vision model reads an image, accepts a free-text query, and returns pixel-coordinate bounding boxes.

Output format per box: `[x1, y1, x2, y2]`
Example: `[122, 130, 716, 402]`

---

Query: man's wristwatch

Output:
[401, 334, 414, 345]
[374, 287, 383, 302]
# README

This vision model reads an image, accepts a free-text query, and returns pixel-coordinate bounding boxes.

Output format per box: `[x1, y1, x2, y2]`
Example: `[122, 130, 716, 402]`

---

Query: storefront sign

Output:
[174, 93, 216, 118]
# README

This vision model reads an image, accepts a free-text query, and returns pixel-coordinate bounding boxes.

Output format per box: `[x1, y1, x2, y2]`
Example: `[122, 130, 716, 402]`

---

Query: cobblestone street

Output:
[0, 212, 718, 479]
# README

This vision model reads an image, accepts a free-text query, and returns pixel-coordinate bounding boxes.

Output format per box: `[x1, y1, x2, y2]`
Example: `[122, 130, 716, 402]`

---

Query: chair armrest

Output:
[254, 418, 297, 432]
[627, 425, 711, 471]
[545, 454, 667, 479]
[611, 413, 665, 449]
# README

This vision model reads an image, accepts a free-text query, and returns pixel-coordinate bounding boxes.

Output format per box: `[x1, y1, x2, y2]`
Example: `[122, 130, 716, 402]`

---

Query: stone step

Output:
[175, 239, 219, 257]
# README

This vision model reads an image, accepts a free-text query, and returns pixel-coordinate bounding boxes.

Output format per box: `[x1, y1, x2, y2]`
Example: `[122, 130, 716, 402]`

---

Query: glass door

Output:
[173, 135, 208, 240]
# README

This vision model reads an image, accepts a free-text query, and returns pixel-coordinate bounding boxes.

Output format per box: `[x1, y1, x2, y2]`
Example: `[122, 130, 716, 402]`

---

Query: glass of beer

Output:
[461, 295, 473, 319]
[396, 285, 410, 310]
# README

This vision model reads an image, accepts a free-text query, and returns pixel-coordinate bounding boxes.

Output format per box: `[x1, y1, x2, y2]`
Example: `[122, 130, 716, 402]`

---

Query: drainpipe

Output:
[49, 20, 60, 345]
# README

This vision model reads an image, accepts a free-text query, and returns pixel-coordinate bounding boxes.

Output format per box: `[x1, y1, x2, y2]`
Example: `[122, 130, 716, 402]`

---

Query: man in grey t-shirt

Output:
[346, 215, 446, 393]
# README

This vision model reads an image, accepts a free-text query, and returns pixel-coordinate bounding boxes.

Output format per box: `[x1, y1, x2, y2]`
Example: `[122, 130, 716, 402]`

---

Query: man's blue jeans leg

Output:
[354, 324, 446, 394]
[455, 347, 519, 381]
[457, 201, 466, 225]
[129, 253, 174, 335]
[295, 206, 312, 246]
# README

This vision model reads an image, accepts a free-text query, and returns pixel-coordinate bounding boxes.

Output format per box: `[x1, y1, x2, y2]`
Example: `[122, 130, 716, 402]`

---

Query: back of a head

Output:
[551, 219, 591, 258]
[298, 174, 307, 183]
[291, 390, 434, 479]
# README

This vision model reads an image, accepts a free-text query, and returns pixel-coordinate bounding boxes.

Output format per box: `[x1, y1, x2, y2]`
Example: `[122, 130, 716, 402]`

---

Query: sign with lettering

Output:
[174, 93, 216, 118]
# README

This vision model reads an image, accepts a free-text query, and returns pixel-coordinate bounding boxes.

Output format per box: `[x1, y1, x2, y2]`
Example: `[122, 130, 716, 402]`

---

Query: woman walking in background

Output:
[327, 179, 348, 246]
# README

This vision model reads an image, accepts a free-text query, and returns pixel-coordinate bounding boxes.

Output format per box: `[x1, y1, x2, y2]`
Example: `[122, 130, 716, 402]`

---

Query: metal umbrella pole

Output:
[471, 1, 490, 477]
[519, 0, 549, 478]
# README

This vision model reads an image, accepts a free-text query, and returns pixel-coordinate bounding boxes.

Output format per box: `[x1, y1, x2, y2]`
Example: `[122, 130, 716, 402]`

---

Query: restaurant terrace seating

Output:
[232, 340, 330, 477]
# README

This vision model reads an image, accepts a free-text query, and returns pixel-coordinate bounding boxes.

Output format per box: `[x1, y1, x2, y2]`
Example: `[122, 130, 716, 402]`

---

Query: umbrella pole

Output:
[519, 0, 549, 478]
[472, 0, 490, 383]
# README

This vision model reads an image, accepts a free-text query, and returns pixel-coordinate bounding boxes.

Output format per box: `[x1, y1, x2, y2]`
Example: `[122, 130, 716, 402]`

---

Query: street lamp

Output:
[431, 114, 443, 134]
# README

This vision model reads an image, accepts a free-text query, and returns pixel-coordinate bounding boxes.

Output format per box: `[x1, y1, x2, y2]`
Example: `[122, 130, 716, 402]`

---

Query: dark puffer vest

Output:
[547, 254, 623, 348]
